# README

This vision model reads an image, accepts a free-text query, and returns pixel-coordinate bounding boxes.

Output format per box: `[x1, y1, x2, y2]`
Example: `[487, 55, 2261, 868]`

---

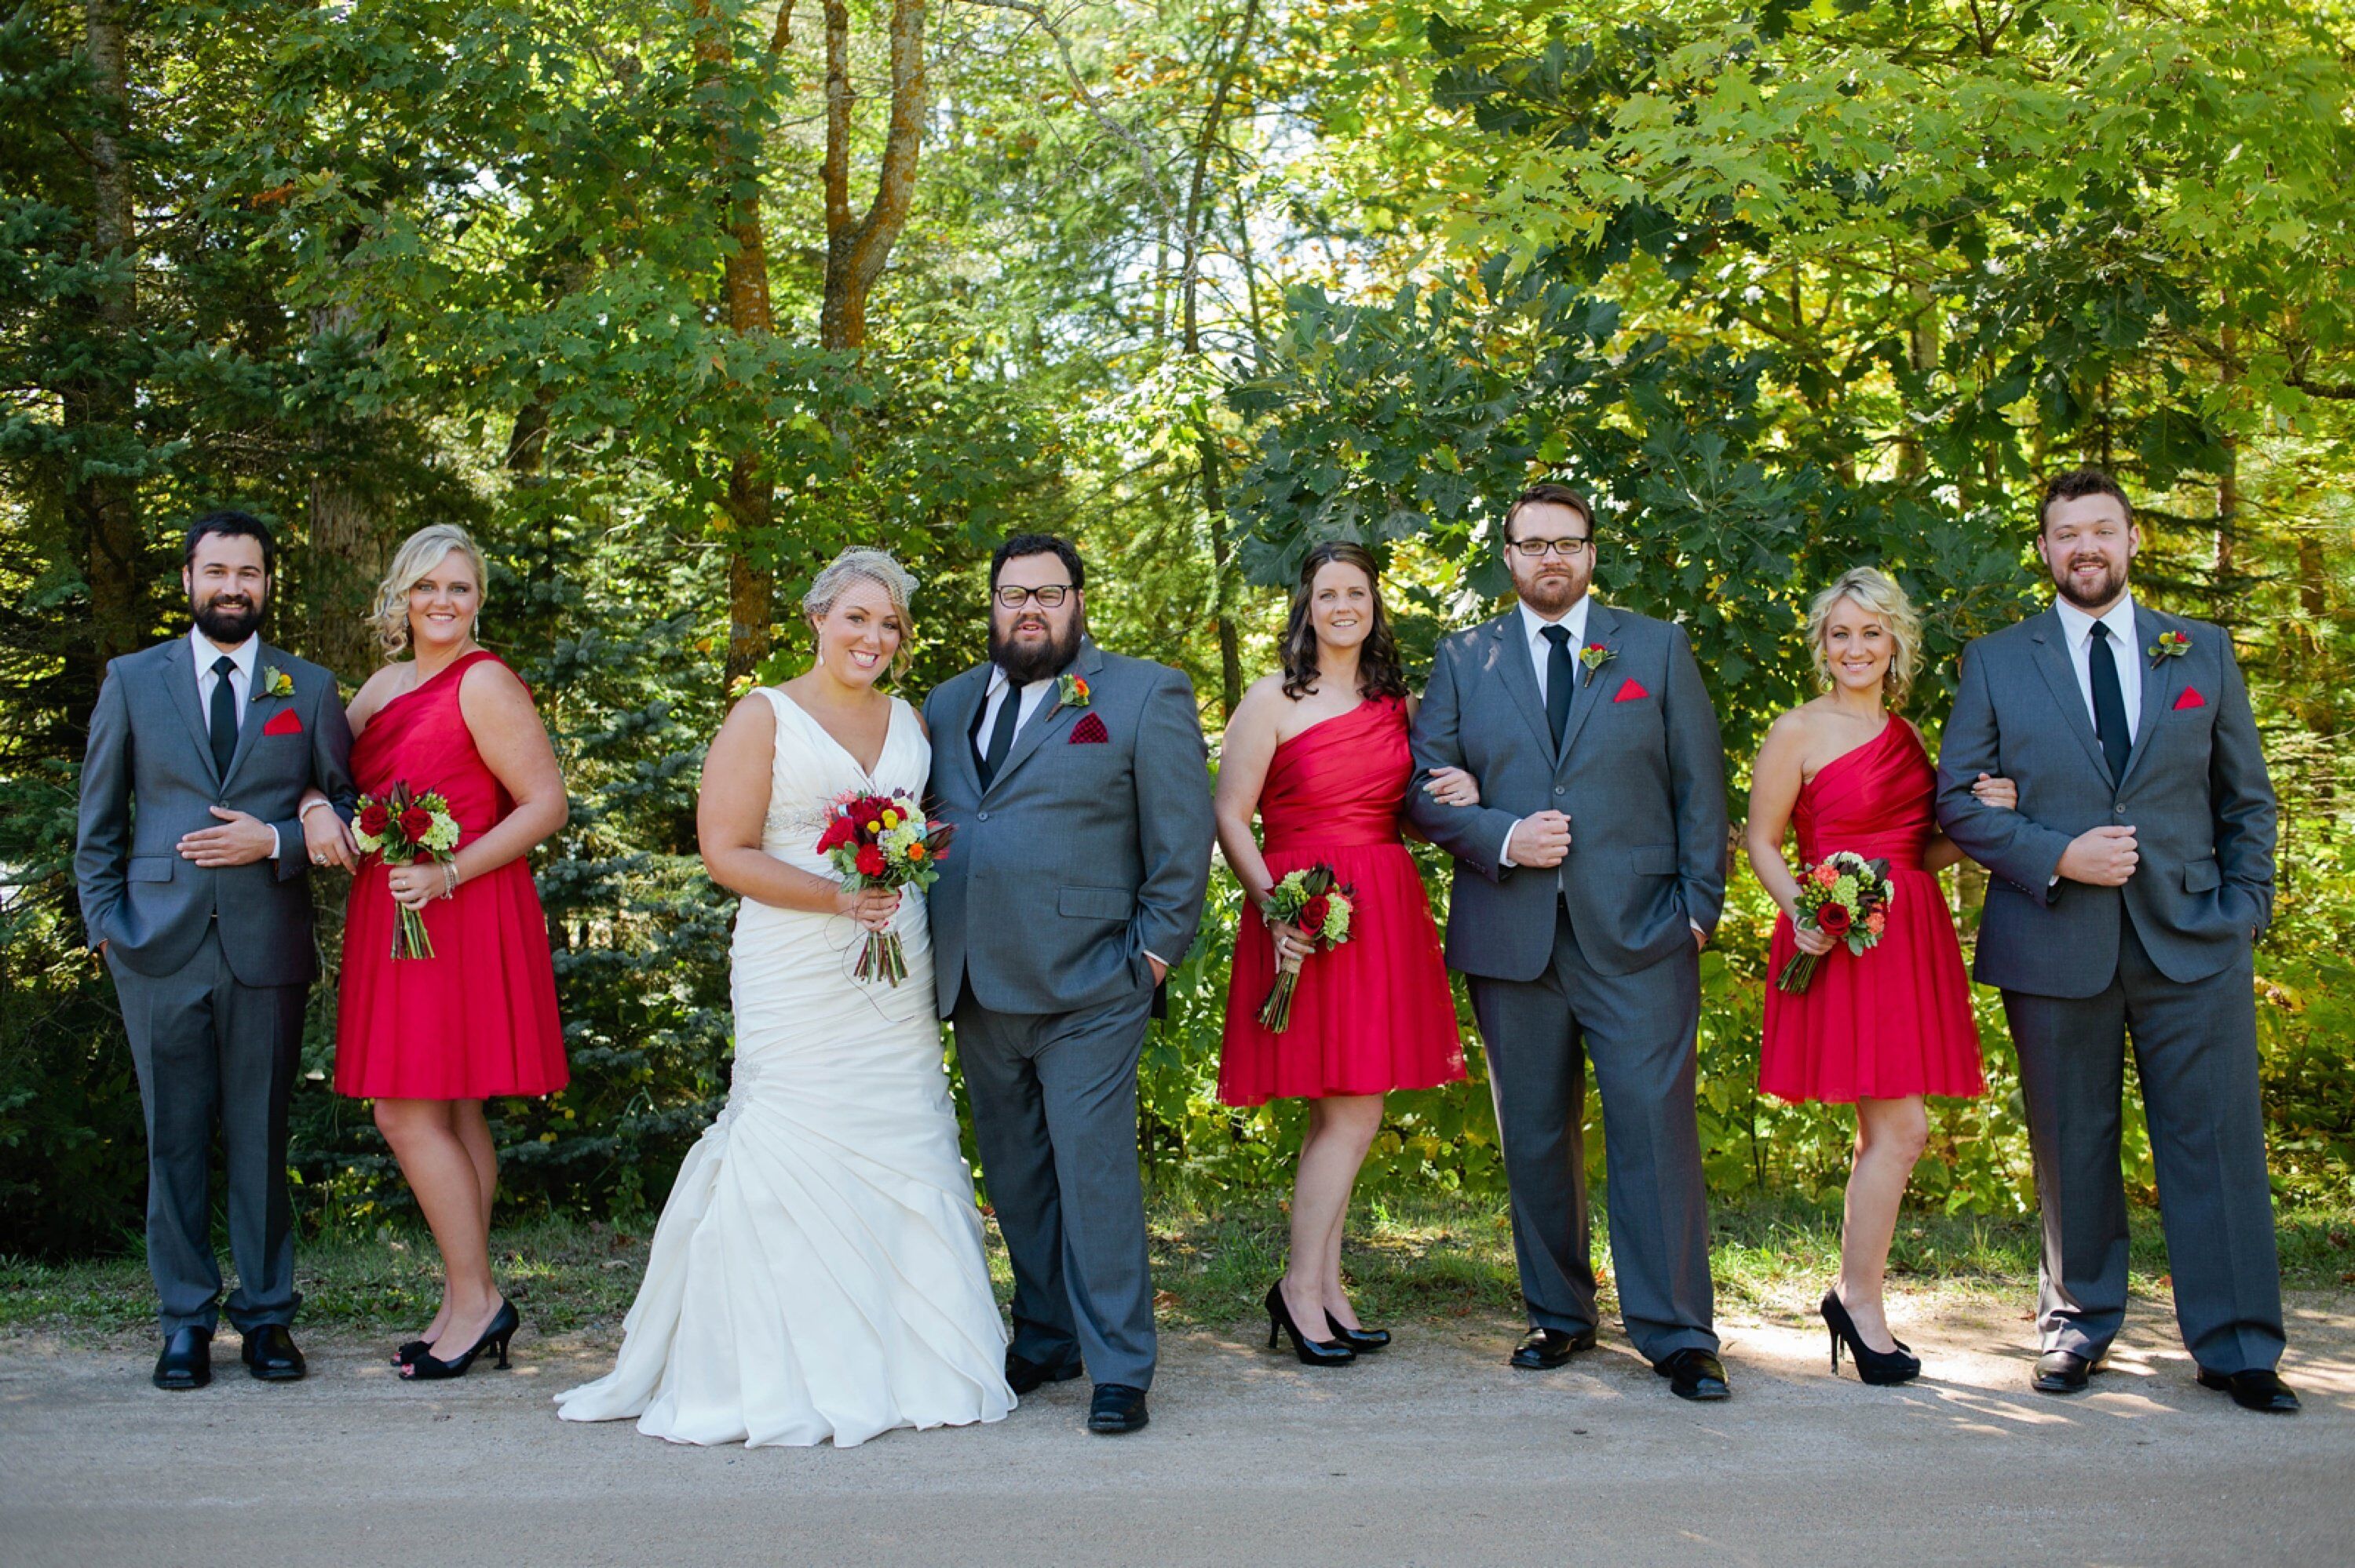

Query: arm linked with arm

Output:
[1933, 647, 2072, 900]
[1404, 644, 1521, 882]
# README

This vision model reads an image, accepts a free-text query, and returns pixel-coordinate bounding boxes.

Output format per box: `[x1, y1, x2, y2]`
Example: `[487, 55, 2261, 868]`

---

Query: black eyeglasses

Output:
[1507, 538, 1591, 560]
[994, 585, 1073, 609]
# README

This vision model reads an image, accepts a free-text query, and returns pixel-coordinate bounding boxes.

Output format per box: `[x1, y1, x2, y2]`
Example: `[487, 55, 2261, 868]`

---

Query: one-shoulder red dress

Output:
[334, 650, 568, 1100]
[1758, 718, 1983, 1103]
[1218, 696, 1466, 1106]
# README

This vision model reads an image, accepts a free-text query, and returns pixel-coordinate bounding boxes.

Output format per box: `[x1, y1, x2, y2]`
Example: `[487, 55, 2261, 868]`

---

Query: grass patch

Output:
[7, 1191, 2350, 1344]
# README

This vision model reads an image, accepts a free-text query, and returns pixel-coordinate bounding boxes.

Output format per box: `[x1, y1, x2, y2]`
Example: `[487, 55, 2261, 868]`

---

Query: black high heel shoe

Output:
[1820, 1288, 1920, 1386]
[1264, 1283, 1354, 1367]
[392, 1338, 431, 1367]
[1325, 1319, 1391, 1353]
[402, 1300, 518, 1381]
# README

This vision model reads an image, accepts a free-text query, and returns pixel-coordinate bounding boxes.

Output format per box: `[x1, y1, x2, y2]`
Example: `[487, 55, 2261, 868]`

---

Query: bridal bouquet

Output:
[817, 790, 953, 985]
[353, 780, 462, 960]
[1775, 850, 1893, 994]
[1257, 864, 1355, 1032]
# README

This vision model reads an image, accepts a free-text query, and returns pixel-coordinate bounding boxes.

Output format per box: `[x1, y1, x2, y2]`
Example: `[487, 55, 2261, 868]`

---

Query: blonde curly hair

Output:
[805, 547, 918, 683]
[369, 524, 490, 655]
[1806, 566, 1923, 706]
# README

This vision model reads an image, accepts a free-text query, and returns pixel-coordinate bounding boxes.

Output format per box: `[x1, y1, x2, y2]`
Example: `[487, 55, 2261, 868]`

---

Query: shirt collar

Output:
[190, 622, 260, 679]
[1517, 594, 1590, 649]
[985, 662, 1057, 700]
[2052, 593, 2137, 651]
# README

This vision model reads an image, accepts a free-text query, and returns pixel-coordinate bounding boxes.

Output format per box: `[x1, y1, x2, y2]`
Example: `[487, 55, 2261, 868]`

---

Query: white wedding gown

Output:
[556, 688, 1013, 1447]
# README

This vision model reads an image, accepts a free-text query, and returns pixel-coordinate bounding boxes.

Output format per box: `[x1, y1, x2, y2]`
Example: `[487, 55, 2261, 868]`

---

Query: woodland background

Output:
[4, 0, 2352, 1259]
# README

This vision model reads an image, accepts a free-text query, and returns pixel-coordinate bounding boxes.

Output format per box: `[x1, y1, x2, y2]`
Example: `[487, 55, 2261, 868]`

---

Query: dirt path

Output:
[5, 1291, 2352, 1567]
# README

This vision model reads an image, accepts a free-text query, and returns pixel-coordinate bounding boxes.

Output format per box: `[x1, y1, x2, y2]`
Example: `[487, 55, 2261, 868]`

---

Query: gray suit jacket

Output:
[1935, 603, 2276, 998]
[75, 636, 356, 988]
[1409, 602, 1728, 982]
[922, 639, 1216, 1018]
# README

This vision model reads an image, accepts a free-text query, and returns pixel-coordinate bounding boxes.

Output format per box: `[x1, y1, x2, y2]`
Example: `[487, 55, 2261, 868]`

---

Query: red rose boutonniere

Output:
[2147, 629, 2190, 670]
[1578, 643, 1616, 687]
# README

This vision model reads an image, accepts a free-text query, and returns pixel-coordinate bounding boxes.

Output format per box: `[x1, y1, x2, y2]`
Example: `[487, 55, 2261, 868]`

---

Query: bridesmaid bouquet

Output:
[1776, 850, 1894, 994]
[1257, 864, 1356, 1032]
[817, 790, 953, 985]
[352, 780, 462, 961]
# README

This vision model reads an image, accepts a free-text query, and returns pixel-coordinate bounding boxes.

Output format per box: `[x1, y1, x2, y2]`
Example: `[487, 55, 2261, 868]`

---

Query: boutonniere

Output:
[1578, 643, 1616, 687]
[257, 664, 295, 700]
[1057, 672, 1091, 709]
[2147, 629, 2190, 669]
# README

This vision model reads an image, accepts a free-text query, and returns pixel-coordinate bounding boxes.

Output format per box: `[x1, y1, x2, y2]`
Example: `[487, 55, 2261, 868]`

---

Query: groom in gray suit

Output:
[924, 534, 1214, 1435]
[75, 511, 356, 1390]
[1409, 483, 1732, 1401]
[1937, 468, 2293, 1413]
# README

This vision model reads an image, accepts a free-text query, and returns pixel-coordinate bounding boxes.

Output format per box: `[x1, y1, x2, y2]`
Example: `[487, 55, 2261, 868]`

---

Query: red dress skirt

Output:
[1218, 696, 1466, 1105]
[334, 649, 568, 1100]
[1758, 718, 1984, 1103]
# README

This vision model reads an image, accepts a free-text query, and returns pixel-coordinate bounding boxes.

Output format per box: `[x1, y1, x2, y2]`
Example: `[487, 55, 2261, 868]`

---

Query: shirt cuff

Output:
[268, 825, 282, 860]
[1499, 817, 1524, 868]
[1143, 950, 1169, 968]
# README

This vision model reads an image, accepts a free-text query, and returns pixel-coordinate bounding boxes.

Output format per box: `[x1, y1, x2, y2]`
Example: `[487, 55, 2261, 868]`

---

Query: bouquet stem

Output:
[392, 903, 436, 961]
[1257, 970, 1299, 1032]
[853, 930, 908, 986]
[1775, 950, 1820, 994]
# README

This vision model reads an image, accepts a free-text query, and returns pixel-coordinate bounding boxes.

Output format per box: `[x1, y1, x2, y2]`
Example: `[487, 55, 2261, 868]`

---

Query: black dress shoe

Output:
[2033, 1349, 2094, 1395]
[2197, 1366, 2301, 1413]
[1656, 1347, 1730, 1401]
[153, 1326, 212, 1391]
[1086, 1383, 1149, 1435]
[1510, 1326, 1597, 1370]
[1005, 1349, 1085, 1396]
[240, 1324, 306, 1382]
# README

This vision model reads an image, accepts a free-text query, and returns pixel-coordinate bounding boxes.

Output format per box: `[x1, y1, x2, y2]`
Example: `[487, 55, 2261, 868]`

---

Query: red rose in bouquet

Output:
[1817, 903, 1853, 938]
[398, 807, 436, 841]
[351, 779, 461, 961]
[855, 842, 887, 878]
[1256, 864, 1356, 1032]
[1776, 851, 1894, 994]
[358, 802, 392, 837]
[1299, 894, 1331, 932]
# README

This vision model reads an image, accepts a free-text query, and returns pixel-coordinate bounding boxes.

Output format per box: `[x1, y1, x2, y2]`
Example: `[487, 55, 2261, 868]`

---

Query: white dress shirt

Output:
[190, 625, 280, 860]
[2052, 594, 2141, 747]
[978, 662, 1170, 973]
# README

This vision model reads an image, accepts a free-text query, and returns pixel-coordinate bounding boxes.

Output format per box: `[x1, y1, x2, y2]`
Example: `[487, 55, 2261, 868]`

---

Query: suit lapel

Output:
[1488, 612, 1554, 758]
[162, 636, 223, 786]
[221, 643, 287, 790]
[2117, 603, 2175, 790]
[984, 640, 1101, 798]
[2027, 609, 2113, 784]
[1550, 600, 1615, 771]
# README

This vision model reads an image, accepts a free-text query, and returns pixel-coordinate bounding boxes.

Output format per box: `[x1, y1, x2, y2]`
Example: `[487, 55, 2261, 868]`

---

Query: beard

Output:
[989, 612, 1083, 686]
[1514, 568, 1584, 616]
[192, 588, 265, 644]
[2051, 554, 2128, 611]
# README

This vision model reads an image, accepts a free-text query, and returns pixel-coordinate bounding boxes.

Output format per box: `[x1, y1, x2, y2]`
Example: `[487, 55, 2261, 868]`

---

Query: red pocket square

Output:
[1612, 679, 1650, 704]
[1068, 712, 1108, 744]
[262, 708, 304, 736]
[2173, 686, 2206, 711]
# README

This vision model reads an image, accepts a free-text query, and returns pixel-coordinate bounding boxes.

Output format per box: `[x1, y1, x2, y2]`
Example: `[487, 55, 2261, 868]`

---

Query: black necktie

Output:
[1539, 624, 1574, 750]
[209, 654, 239, 777]
[2088, 620, 2130, 780]
[977, 685, 1020, 789]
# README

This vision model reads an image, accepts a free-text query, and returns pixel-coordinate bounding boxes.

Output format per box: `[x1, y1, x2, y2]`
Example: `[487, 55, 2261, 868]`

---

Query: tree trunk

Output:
[306, 298, 391, 684]
[74, 0, 143, 680]
[819, 0, 927, 353]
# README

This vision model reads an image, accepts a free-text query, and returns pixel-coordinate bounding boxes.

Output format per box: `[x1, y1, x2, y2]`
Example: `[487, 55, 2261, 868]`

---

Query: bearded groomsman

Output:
[1408, 483, 1732, 1401]
[1937, 469, 2293, 1413]
[75, 511, 357, 1390]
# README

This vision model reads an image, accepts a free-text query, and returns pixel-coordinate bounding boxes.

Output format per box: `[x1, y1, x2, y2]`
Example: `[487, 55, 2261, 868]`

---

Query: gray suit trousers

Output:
[112, 928, 305, 1336]
[1469, 913, 1717, 1364]
[2004, 919, 2283, 1373]
[953, 986, 1159, 1390]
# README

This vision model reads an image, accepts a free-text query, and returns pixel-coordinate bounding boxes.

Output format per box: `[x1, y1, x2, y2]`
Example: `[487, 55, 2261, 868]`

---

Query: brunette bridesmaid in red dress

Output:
[324, 524, 568, 1381]
[1747, 566, 2014, 1386]
[1216, 542, 1470, 1364]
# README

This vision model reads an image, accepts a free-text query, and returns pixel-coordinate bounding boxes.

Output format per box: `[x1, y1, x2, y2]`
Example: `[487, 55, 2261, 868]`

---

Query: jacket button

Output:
[977, 811, 990, 822]
[1553, 786, 1565, 797]
[2113, 805, 2125, 815]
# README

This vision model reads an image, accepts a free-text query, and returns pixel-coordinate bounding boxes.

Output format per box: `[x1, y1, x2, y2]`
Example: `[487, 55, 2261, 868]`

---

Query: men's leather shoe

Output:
[1005, 1349, 1084, 1397]
[1510, 1327, 1598, 1370]
[2032, 1350, 2094, 1395]
[1086, 1383, 1149, 1435]
[153, 1326, 211, 1391]
[240, 1324, 306, 1382]
[1656, 1347, 1730, 1402]
[2197, 1366, 2300, 1414]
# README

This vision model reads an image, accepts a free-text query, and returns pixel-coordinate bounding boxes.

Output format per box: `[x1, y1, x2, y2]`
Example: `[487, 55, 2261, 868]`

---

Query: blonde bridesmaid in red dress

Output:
[1215, 542, 1471, 1364]
[1747, 566, 2015, 1386]
[319, 524, 568, 1381]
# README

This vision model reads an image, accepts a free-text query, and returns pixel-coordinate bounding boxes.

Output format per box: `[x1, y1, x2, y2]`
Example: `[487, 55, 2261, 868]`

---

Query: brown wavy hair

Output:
[1279, 541, 1411, 702]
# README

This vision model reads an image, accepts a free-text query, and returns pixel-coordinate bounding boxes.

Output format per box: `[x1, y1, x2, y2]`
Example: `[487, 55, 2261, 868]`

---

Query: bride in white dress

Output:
[557, 549, 1013, 1447]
